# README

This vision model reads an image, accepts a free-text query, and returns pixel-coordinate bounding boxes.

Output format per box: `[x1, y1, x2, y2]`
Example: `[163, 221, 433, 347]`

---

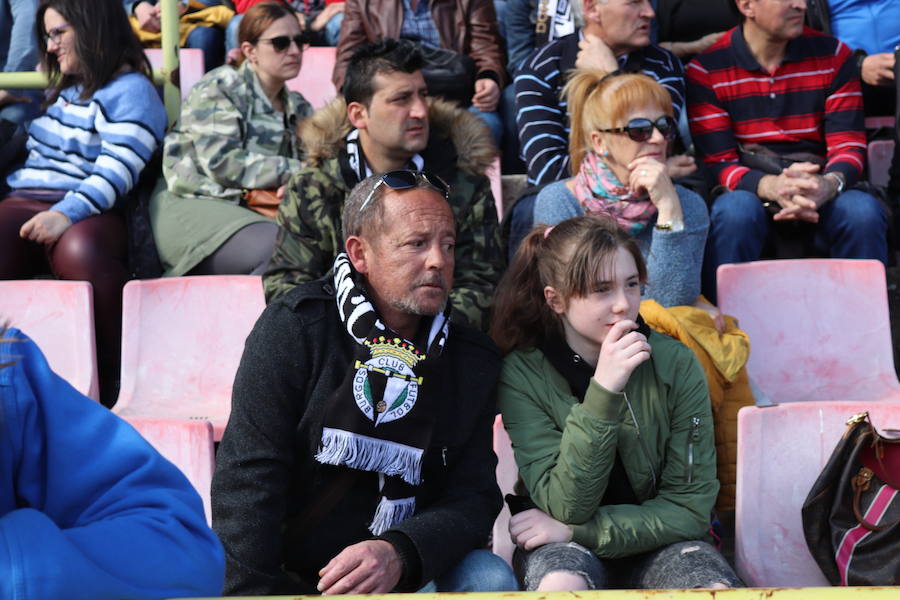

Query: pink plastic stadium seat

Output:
[868, 140, 895, 189]
[145, 48, 205, 100]
[487, 157, 503, 221]
[864, 116, 896, 131]
[113, 276, 266, 440]
[492, 414, 518, 566]
[0, 280, 98, 401]
[717, 259, 900, 405]
[286, 46, 337, 109]
[126, 417, 216, 524]
[736, 402, 900, 586]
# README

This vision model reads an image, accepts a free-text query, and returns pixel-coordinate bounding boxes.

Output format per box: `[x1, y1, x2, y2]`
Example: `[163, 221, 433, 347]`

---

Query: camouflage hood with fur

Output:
[265, 96, 504, 330]
[297, 97, 497, 177]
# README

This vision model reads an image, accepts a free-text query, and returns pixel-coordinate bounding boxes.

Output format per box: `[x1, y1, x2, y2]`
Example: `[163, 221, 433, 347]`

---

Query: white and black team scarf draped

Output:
[316, 253, 451, 535]
[344, 129, 425, 182]
[536, 0, 575, 46]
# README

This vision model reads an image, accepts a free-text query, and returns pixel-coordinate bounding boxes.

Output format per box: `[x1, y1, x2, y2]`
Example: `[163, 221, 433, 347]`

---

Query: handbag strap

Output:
[850, 415, 900, 531]
[850, 466, 900, 532]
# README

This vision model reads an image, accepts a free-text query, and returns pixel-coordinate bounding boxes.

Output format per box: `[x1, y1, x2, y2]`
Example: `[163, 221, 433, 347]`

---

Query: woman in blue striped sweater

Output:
[0, 0, 167, 406]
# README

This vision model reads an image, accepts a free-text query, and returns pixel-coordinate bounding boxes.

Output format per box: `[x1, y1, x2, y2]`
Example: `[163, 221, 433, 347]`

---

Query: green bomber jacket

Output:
[497, 330, 719, 558]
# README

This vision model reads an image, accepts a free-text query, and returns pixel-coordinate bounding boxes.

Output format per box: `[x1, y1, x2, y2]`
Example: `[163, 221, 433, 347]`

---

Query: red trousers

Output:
[0, 196, 128, 405]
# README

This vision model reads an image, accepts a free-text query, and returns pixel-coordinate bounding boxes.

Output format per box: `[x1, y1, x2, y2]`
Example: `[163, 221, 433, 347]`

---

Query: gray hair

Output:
[342, 172, 445, 241]
[572, 0, 586, 27]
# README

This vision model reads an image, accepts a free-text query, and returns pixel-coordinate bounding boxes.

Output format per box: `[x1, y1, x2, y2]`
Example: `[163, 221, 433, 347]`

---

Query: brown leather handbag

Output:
[242, 189, 280, 219]
[801, 412, 900, 586]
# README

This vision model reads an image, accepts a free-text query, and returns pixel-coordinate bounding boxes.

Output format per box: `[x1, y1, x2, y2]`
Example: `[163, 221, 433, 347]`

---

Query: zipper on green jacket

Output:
[686, 416, 701, 483]
[623, 392, 658, 496]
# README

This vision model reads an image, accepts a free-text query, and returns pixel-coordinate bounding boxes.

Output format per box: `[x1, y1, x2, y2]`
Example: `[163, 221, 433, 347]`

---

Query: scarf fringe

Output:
[316, 428, 423, 485]
[369, 496, 416, 535]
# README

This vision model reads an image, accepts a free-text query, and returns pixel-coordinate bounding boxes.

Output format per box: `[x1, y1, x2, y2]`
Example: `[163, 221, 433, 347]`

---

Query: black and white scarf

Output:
[536, 0, 575, 46]
[345, 129, 425, 183]
[316, 253, 450, 534]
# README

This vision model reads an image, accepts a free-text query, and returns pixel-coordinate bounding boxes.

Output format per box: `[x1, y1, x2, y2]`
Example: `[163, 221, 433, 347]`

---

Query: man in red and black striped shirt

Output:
[686, 0, 886, 301]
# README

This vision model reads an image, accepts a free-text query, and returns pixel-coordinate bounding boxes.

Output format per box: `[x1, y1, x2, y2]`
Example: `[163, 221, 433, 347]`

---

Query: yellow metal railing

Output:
[0, 0, 182, 125]
[178, 589, 900, 600]
[158, 0, 181, 124]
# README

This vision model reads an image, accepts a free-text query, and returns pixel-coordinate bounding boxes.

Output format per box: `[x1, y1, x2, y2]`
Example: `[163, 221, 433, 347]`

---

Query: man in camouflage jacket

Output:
[263, 39, 503, 330]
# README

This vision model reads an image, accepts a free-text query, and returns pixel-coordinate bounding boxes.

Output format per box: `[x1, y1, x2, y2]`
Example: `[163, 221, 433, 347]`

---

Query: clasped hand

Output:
[509, 508, 572, 551]
[759, 162, 836, 223]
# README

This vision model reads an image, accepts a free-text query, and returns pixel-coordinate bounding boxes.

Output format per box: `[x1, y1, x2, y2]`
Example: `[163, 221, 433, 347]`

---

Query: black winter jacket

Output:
[212, 278, 503, 595]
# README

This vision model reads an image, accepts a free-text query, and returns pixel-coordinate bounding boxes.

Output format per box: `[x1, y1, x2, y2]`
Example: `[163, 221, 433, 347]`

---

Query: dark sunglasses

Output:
[598, 116, 677, 142]
[361, 170, 450, 211]
[259, 34, 304, 53]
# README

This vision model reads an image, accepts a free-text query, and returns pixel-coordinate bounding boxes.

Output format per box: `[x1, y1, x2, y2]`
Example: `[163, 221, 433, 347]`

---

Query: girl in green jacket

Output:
[491, 216, 742, 591]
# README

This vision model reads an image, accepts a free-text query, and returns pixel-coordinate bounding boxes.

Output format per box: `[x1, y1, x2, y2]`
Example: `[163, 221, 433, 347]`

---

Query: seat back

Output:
[735, 402, 900, 586]
[868, 139, 895, 189]
[145, 48, 206, 100]
[114, 276, 266, 439]
[286, 46, 337, 109]
[0, 280, 98, 401]
[492, 414, 518, 566]
[717, 259, 900, 404]
[126, 417, 215, 524]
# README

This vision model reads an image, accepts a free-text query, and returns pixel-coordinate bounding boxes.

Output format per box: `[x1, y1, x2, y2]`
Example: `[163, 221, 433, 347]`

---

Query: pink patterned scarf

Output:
[572, 150, 657, 235]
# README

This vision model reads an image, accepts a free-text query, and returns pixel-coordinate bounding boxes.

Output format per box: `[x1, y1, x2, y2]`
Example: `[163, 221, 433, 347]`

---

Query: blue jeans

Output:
[507, 191, 537, 261]
[494, 0, 508, 41]
[418, 549, 518, 592]
[469, 106, 503, 147]
[225, 13, 242, 52]
[0, 0, 38, 74]
[322, 11, 343, 46]
[0, 89, 43, 134]
[1, 0, 42, 134]
[500, 82, 525, 173]
[701, 188, 888, 302]
[186, 25, 225, 71]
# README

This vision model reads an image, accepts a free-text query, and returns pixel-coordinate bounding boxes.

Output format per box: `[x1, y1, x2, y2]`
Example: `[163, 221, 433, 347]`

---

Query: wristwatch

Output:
[824, 172, 846, 198]
[655, 219, 684, 232]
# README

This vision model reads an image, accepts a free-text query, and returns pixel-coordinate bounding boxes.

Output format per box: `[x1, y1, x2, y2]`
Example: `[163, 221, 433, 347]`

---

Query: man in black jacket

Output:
[212, 172, 516, 595]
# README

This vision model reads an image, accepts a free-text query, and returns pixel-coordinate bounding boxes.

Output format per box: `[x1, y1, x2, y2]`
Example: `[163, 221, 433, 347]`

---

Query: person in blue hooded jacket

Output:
[0, 327, 225, 600]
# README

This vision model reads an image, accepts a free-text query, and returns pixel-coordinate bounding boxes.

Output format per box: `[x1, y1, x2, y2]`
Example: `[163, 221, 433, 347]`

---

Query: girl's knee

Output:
[536, 570, 590, 591]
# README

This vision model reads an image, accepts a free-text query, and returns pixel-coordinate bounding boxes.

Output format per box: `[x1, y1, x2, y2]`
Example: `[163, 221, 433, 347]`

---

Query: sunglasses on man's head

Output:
[361, 170, 450, 211]
[598, 116, 678, 143]
[259, 34, 304, 53]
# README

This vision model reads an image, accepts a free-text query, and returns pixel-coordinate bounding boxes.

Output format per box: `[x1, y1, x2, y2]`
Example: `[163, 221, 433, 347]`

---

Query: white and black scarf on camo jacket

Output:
[344, 129, 425, 182]
[315, 253, 450, 535]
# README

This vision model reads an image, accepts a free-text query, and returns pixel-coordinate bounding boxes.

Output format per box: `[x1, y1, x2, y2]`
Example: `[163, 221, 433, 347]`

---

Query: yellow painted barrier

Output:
[159, 0, 181, 125]
[177, 589, 900, 600]
[0, 71, 168, 88]
[0, 72, 49, 88]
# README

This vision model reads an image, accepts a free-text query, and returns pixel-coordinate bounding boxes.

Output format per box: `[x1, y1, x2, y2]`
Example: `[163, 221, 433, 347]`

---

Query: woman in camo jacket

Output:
[151, 1, 312, 277]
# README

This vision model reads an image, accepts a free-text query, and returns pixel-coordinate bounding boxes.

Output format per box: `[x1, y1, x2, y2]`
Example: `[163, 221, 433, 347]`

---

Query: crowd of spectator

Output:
[0, 0, 899, 596]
